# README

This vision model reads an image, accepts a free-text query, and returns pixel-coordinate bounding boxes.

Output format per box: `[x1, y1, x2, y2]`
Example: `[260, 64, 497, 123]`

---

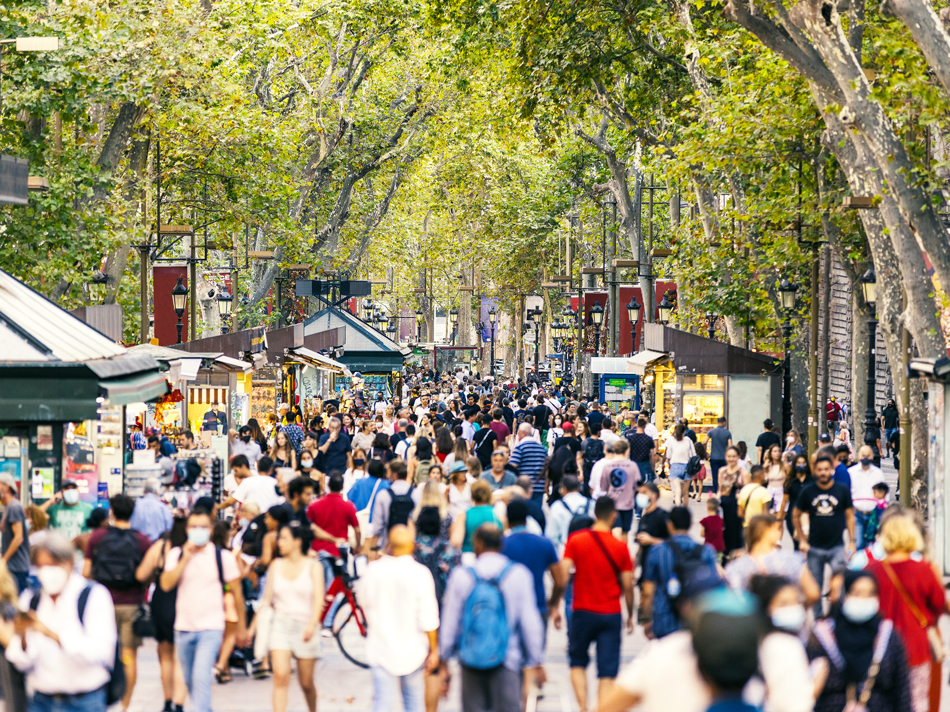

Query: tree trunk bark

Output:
[910, 378, 929, 517]
[791, 321, 810, 439]
[820, 245, 831, 434]
[851, 296, 871, 447]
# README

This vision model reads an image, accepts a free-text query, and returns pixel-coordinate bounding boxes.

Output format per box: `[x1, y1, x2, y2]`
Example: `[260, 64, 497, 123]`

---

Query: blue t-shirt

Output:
[346, 477, 390, 520]
[834, 462, 851, 488]
[501, 529, 559, 613]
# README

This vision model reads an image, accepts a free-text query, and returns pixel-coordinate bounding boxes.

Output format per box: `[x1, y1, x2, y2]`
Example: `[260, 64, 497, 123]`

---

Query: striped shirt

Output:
[510, 440, 549, 493]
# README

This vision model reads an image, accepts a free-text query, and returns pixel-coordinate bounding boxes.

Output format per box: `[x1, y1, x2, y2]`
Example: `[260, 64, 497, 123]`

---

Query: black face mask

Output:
[354, 458, 366, 467]
[241, 435, 251, 443]
[796, 464, 807, 473]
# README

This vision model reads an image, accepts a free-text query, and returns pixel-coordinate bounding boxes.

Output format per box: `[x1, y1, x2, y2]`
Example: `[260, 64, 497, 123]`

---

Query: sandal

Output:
[252, 661, 271, 680]
[214, 667, 231, 684]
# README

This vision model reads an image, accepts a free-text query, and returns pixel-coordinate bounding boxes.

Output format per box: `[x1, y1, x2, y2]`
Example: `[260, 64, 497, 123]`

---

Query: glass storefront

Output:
[681, 375, 725, 437]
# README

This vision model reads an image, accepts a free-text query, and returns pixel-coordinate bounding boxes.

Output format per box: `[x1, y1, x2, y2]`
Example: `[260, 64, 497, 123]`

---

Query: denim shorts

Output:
[568, 610, 622, 678]
[669, 463, 687, 480]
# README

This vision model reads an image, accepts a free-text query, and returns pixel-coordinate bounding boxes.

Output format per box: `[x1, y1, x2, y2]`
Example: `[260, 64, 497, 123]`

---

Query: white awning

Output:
[289, 347, 351, 376]
[214, 355, 253, 373]
[591, 357, 631, 374]
[626, 350, 667, 375]
[177, 358, 202, 380]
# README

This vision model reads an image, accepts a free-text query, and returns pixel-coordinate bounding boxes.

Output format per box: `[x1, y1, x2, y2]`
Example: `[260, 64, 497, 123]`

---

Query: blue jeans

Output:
[805, 545, 848, 618]
[855, 510, 873, 549]
[30, 688, 106, 712]
[635, 461, 654, 485]
[370, 665, 424, 712]
[11, 570, 28, 593]
[564, 574, 574, 630]
[175, 629, 223, 712]
[709, 459, 726, 493]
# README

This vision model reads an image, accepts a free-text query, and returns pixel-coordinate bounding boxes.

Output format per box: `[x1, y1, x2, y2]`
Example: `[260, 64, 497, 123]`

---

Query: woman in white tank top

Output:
[249, 520, 325, 712]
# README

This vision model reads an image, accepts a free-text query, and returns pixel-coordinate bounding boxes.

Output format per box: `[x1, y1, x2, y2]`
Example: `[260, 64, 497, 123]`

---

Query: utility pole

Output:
[808, 240, 819, 452]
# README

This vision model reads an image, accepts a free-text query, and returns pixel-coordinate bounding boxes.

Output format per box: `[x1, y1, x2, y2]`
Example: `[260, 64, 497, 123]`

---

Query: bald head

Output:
[858, 445, 874, 461]
[518, 422, 534, 437]
[387, 525, 415, 556]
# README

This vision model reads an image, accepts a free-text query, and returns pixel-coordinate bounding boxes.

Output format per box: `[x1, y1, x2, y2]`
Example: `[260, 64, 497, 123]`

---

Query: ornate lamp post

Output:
[778, 277, 799, 436]
[489, 306, 498, 376]
[527, 306, 542, 377]
[562, 305, 576, 383]
[171, 277, 188, 344]
[860, 266, 878, 437]
[449, 307, 458, 344]
[657, 294, 674, 325]
[217, 287, 233, 334]
[706, 312, 718, 341]
[415, 308, 424, 342]
[89, 270, 108, 303]
[590, 301, 604, 356]
[627, 296, 641, 353]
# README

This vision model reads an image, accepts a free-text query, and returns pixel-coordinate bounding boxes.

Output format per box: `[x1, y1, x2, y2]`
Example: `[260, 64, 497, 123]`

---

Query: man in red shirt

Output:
[827, 396, 842, 433]
[306, 473, 360, 557]
[489, 408, 511, 444]
[560, 497, 635, 712]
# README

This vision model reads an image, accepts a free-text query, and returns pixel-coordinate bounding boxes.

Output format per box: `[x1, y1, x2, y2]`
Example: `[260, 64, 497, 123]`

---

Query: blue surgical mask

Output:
[842, 596, 879, 623]
[63, 490, 80, 505]
[636, 493, 650, 509]
[187, 527, 210, 547]
[771, 604, 806, 632]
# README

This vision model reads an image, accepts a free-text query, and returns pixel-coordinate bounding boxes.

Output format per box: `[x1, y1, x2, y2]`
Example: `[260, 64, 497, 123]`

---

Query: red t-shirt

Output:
[306, 494, 358, 556]
[866, 558, 946, 666]
[563, 529, 633, 614]
[700, 515, 725, 553]
[490, 421, 511, 442]
[85, 526, 153, 605]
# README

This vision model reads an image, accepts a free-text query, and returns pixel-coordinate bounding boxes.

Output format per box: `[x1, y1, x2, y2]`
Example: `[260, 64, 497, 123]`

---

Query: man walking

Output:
[561, 497, 635, 712]
[509, 423, 549, 502]
[704, 417, 732, 493]
[754, 419, 781, 465]
[441, 524, 545, 712]
[161, 508, 247, 712]
[882, 399, 899, 457]
[793, 454, 856, 617]
[84, 494, 152, 712]
[130, 479, 173, 542]
[847, 445, 885, 548]
[624, 418, 656, 486]
[358, 525, 440, 712]
[0, 474, 28, 592]
[598, 440, 641, 539]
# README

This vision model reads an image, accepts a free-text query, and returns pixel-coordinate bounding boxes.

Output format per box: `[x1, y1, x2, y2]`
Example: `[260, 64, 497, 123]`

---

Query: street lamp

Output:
[387, 323, 397, 342]
[705, 312, 718, 341]
[171, 277, 188, 344]
[449, 307, 458, 344]
[489, 306, 498, 376]
[217, 287, 233, 334]
[526, 306, 543, 377]
[89, 270, 108, 303]
[657, 294, 674, 325]
[860, 266, 878, 435]
[415, 308, 424, 342]
[591, 301, 604, 356]
[626, 296, 641, 353]
[778, 277, 798, 435]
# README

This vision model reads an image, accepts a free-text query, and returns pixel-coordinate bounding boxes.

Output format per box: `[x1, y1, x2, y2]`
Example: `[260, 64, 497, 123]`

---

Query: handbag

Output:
[132, 603, 156, 638]
[352, 478, 383, 548]
[880, 561, 946, 662]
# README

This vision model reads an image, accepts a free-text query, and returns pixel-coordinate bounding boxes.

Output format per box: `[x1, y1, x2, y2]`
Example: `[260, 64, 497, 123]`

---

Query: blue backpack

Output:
[457, 564, 513, 669]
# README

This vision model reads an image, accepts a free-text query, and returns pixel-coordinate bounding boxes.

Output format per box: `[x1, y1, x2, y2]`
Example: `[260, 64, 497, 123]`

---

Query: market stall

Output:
[590, 358, 640, 412]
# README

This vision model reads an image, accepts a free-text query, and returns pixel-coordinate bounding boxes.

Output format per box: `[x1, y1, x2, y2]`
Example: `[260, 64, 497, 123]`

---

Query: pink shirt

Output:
[164, 544, 241, 632]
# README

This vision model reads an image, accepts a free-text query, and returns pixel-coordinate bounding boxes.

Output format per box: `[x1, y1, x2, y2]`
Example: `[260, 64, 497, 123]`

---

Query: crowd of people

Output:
[0, 366, 941, 712]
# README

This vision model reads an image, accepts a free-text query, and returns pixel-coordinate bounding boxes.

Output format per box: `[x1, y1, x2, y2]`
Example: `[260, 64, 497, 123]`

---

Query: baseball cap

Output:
[562, 422, 574, 433]
[450, 461, 468, 474]
[62, 480, 80, 489]
[0, 473, 16, 490]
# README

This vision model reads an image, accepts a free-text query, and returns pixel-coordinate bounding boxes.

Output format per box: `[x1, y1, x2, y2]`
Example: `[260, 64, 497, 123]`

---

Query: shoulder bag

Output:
[880, 560, 945, 662]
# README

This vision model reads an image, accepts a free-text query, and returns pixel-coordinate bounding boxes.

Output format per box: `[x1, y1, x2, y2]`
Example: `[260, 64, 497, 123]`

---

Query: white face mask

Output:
[300, 459, 314, 469]
[37, 565, 70, 595]
[239, 518, 250, 528]
[842, 596, 880, 623]
[63, 490, 80, 505]
[771, 604, 806, 632]
[188, 527, 210, 547]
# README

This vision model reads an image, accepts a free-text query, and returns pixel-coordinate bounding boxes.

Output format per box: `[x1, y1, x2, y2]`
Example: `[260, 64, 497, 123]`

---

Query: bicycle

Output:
[319, 545, 369, 668]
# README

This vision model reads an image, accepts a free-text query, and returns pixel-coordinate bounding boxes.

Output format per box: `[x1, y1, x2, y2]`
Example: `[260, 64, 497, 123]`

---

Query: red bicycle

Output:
[319, 546, 369, 668]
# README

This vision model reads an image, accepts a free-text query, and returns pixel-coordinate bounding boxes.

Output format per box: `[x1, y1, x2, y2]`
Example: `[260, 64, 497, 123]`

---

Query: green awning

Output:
[99, 370, 168, 406]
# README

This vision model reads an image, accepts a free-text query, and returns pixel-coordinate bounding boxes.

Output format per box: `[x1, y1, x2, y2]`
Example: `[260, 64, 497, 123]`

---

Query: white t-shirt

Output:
[644, 422, 659, 441]
[616, 630, 812, 712]
[848, 463, 886, 512]
[395, 438, 413, 459]
[460, 421, 475, 442]
[601, 428, 620, 450]
[665, 437, 696, 464]
[231, 439, 262, 465]
[357, 555, 440, 676]
[233, 474, 281, 511]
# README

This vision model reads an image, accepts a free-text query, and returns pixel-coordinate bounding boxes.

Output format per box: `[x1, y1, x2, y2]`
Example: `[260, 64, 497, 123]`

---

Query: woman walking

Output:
[780, 454, 813, 551]
[456, 480, 500, 565]
[763, 443, 787, 513]
[718, 445, 747, 558]
[270, 430, 297, 471]
[249, 520, 325, 712]
[808, 571, 912, 712]
[866, 515, 949, 712]
[665, 423, 696, 506]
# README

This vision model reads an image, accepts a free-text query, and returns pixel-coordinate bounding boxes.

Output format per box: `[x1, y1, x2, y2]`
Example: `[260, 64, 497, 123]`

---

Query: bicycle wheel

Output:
[333, 598, 369, 668]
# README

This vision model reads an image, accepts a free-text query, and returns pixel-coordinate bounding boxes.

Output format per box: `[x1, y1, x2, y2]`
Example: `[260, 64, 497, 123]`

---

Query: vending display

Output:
[599, 375, 640, 411]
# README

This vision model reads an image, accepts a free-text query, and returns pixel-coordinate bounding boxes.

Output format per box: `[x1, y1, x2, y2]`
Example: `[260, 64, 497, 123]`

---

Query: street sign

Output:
[524, 332, 536, 344]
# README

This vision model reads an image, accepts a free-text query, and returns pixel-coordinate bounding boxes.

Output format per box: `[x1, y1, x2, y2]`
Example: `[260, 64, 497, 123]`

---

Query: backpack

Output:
[582, 438, 605, 473]
[458, 564, 513, 670]
[414, 459, 434, 485]
[91, 528, 144, 589]
[666, 539, 718, 615]
[685, 455, 703, 477]
[560, 498, 594, 536]
[387, 486, 416, 531]
[549, 444, 578, 481]
[30, 586, 128, 705]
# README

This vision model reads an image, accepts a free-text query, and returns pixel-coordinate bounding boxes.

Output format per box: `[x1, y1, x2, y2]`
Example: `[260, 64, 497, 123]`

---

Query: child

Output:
[691, 441, 708, 501]
[863, 482, 889, 548]
[700, 496, 725, 561]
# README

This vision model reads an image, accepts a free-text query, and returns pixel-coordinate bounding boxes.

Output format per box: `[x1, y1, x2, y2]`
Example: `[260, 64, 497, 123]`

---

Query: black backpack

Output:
[550, 444, 578, 481]
[667, 539, 718, 615]
[561, 498, 594, 536]
[582, 438, 605, 473]
[31, 586, 127, 705]
[685, 455, 703, 477]
[388, 486, 416, 531]
[91, 528, 144, 589]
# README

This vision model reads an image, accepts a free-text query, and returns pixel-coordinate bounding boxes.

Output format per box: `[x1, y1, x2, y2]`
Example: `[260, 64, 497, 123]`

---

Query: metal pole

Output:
[189, 230, 196, 342]
[864, 306, 878, 436]
[808, 241, 820, 452]
[783, 320, 793, 436]
[899, 323, 912, 504]
[139, 245, 149, 343]
[534, 321, 540, 375]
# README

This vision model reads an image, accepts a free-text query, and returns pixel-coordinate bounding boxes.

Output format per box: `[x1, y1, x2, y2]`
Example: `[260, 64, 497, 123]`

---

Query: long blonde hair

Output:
[415, 480, 447, 520]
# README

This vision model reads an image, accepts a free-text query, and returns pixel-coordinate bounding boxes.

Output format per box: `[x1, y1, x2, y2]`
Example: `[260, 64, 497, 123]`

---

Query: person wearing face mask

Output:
[0, 534, 118, 712]
[807, 571, 912, 712]
[160, 509, 248, 712]
[296, 449, 322, 495]
[40, 480, 95, 543]
[865, 515, 949, 712]
[848, 445, 887, 549]
[342, 449, 367, 498]
[228, 426, 262, 467]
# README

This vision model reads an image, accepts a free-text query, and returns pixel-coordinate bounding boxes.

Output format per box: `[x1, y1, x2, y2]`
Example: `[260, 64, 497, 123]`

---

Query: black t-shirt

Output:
[864, 425, 882, 455]
[553, 436, 581, 455]
[784, 475, 814, 523]
[636, 507, 670, 577]
[755, 431, 781, 462]
[390, 431, 407, 450]
[513, 409, 528, 426]
[532, 404, 552, 429]
[624, 430, 655, 462]
[473, 428, 499, 468]
[502, 406, 515, 432]
[795, 482, 853, 549]
[882, 408, 899, 429]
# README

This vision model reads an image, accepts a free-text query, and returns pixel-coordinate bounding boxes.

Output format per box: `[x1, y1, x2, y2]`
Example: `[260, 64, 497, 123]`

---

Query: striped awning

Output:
[189, 387, 229, 405]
